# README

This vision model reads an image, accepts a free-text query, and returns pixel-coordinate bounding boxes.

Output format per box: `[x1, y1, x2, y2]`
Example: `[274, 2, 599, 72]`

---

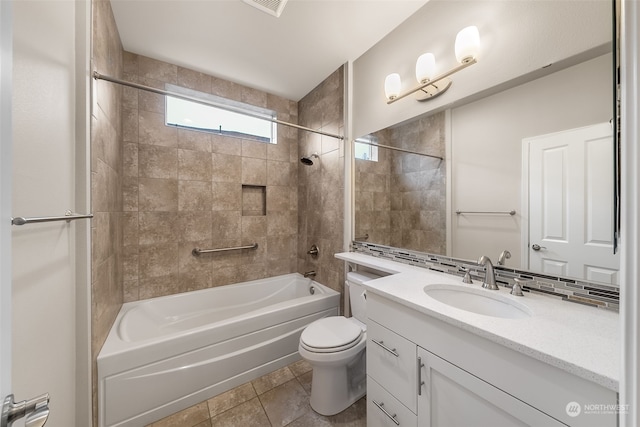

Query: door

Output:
[2, 1, 91, 426]
[417, 347, 565, 427]
[526, 123, 619, 284]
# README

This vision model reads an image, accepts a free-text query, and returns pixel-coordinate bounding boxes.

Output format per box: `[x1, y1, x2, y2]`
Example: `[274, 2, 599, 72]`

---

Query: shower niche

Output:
[242, 185, 267, 216]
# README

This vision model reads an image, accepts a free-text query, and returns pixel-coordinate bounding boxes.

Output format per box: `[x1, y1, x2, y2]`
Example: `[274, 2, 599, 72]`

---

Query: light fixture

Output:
[384, 73, 402, 101]
[385, 26, 481, 104]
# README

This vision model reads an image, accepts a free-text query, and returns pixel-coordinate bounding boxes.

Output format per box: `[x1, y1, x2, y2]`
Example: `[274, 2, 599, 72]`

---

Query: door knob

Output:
[531, 244, 546, 251]
[1, 393, 49, 427]
[25, 406, 49, 427]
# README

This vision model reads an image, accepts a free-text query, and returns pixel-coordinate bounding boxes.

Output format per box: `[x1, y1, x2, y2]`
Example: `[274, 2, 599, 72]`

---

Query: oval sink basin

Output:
[424, 284, 532, 319]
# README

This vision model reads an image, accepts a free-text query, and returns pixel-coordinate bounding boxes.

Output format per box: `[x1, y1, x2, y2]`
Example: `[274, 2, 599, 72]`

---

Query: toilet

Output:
[298, 270, 381, 416]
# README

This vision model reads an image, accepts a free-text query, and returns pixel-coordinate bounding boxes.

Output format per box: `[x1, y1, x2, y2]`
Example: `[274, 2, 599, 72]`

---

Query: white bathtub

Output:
[97, 273, 340, 427]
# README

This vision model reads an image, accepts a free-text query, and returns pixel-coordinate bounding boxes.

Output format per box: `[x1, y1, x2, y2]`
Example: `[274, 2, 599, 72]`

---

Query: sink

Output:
[424, 284, 532, 319]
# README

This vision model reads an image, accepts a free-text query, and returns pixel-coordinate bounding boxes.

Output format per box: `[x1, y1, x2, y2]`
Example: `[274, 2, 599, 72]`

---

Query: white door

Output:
[526, 123, 619, 284]
[2, 1, 91, 426]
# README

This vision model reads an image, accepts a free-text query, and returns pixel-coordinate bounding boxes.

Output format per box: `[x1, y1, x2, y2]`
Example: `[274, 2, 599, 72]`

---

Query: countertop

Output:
[336, 252, 620, 392]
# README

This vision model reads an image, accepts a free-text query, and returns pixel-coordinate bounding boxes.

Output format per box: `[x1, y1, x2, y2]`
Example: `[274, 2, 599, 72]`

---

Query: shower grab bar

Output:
[192, 243, 258, 256]
[11, 210, 93, 226]
[456, 210, 516, 216]
[354, 233, 369, 241]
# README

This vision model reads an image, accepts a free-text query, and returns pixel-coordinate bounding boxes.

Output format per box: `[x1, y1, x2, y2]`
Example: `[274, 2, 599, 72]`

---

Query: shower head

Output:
[300, 152, 319, 166]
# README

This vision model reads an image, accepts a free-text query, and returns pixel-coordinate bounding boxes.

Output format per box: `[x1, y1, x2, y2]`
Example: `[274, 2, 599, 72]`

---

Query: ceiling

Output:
[110, 0, 429, 101]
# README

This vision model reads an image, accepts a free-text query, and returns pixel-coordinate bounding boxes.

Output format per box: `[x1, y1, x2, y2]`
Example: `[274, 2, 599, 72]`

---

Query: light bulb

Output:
[384, 73, 401, 100]
[455, 26, 480, 64]
[415, 53, 436, 84]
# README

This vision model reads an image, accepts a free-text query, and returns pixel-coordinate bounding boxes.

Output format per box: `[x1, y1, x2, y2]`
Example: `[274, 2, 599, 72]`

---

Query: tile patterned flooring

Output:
[145, 359, 367, 427]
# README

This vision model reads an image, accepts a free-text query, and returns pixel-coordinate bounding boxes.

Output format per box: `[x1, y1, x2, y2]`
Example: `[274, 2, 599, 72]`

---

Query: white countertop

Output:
[336, 252, 620, 392]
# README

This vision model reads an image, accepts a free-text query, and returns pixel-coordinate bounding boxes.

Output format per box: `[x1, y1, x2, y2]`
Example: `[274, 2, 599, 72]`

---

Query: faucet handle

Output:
[459, 266, 473, 284]
[511, 278, 528, 296]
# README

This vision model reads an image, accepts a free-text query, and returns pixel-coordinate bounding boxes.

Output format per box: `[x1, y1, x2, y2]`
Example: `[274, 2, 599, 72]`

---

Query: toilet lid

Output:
[300, 317, 363, 352]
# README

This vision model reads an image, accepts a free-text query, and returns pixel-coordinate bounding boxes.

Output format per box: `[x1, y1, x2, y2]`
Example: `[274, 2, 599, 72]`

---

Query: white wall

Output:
[450, 54, 612, 266]
[0, 0, 13, 401]
[352, 0, 611, 139]
[12, 1, 90, 425]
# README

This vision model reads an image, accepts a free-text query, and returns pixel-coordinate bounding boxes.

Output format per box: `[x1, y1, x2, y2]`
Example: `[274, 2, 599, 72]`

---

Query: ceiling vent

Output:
[242, 0, 289, 18]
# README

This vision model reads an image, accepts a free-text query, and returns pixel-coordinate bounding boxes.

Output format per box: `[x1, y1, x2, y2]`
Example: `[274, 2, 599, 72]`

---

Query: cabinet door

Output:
[417, 347, 566, 427]
[367, 320, 417, 412]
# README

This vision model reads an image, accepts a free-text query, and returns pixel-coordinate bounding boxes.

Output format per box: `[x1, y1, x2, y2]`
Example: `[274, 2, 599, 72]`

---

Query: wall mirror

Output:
[353, 2, 619, 286]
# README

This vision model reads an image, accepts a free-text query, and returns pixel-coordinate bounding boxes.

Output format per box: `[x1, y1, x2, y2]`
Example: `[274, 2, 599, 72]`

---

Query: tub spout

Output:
[304, 270, 316, 278]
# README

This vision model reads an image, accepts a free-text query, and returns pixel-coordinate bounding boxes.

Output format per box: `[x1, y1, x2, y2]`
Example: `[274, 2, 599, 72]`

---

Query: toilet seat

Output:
[300, 317, 363, 353]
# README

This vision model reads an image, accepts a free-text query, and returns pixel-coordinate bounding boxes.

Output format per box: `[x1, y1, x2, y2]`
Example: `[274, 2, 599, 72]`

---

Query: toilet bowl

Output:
[298, 270, 381, 416]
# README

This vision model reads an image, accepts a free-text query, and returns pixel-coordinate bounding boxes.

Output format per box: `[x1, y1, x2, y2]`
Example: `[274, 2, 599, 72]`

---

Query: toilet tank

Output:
[346, 271, 382, 323]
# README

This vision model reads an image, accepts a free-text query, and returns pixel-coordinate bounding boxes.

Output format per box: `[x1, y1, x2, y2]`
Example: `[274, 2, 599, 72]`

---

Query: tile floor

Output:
[145, 359, 367, 427]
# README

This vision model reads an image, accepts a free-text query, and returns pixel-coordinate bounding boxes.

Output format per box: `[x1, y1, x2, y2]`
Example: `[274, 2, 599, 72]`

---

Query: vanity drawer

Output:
[368, 376, 417, 427]
[367, 319, 417, 413]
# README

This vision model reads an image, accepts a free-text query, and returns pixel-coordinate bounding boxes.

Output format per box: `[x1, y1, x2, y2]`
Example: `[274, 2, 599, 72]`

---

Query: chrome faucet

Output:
[477, 256, 499, 290]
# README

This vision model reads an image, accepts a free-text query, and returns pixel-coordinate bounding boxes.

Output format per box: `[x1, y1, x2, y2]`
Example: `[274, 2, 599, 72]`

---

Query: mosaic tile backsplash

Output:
[352, 241, 619, 311]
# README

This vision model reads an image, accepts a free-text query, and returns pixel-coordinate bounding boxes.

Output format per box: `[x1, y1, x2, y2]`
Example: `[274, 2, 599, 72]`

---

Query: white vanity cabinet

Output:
[366, 292, 618, 427]
[417, 347, 565, 426]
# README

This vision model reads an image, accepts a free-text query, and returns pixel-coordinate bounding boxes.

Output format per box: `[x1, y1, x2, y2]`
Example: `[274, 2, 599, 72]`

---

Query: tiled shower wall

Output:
[389, 112, 446, 252]
[91, 0, 124, 425]
[120, 53, 300, 301]
[355, 128, 392, 245]
[297, 67, 345, 295]
[355, 112, 446, 253]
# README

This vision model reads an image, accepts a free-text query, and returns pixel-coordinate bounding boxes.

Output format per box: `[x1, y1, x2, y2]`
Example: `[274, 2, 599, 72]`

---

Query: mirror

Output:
[354, 11, 618, 285]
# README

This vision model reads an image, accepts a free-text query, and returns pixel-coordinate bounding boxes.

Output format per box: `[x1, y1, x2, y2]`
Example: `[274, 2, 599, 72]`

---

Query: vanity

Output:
[336, 252, 619, 427]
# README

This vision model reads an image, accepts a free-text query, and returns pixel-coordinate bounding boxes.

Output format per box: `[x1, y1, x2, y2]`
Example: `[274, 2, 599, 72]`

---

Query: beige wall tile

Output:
[179, 128, 211, 152]
[212, 152, 241, 183]
[211, 211, 241, 242]
[123, 107, 138, 143]
[138, 55, 177, 84]
[179, 180, 213, 211]
[178, 67, 212, 94]
[178, 211, 212, 242]
[123, 142, 139, 177]
[139, 145, 178, 179]
[211, 76, 242, 101]
[212, 182, 242, 211]
[139, 243, 179, 279]
[266, 160, 291, 186]
[139, 110, 178, 147]
[267, 140, 290, 162]
[266, 186, 290, 212]
[211, 134, 242, 156]
[241, 140, 267, 159]
[139, 212, 179, 244]
[241, 216, 267, 239]
[179, 149, 213, 181]
[241, 157, 266, 185]
[139, 178, 178, 211]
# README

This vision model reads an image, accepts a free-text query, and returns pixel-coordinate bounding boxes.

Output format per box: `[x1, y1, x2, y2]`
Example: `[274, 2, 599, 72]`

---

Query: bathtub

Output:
[97, 273, 340, 427]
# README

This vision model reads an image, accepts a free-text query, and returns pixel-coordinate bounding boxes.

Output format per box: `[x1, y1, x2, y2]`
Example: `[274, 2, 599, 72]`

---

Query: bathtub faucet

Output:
[304, 270, 316, 278]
